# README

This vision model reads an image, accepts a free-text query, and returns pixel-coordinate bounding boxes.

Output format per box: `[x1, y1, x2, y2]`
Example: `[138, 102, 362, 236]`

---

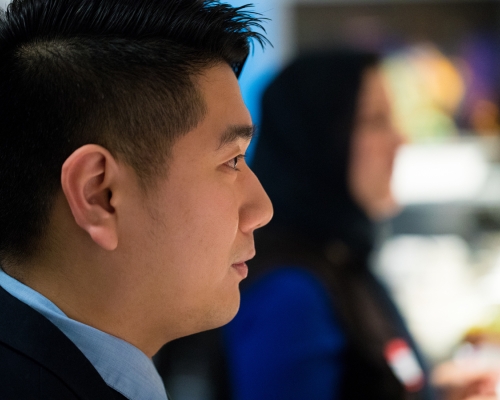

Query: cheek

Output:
[163, 180, 240, 267]
[359, 136, 395, 174]
[166, 183, 242, 311]
[351, 135, 396, 197]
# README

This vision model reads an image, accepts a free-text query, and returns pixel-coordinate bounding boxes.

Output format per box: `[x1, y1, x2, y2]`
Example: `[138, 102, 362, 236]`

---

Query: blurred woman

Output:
[222, 50, 431, 400]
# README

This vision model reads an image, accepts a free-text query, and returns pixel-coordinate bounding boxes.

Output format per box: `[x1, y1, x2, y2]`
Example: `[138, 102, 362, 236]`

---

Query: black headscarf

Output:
[252, 50, 379, 256]
[249, 51, 436, 400]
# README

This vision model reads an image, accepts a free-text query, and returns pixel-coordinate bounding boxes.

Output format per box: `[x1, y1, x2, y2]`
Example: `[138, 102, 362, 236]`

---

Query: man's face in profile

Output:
[117, 63, 273, 339]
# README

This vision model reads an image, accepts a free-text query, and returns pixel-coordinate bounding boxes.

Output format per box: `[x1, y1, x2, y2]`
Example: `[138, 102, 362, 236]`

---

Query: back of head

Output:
[0, 0, 267, 265]
[252, 49, 378, 251]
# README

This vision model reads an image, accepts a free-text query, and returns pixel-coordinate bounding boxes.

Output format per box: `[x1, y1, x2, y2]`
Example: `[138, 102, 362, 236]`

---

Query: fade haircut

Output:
[0, 0, 268, 264]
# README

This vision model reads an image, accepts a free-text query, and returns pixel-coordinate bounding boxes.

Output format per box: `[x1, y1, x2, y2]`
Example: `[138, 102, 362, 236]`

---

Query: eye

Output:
[225, 155, 245, 171]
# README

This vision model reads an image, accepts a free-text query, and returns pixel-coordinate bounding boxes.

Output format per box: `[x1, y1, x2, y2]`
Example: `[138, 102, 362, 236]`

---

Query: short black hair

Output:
[0, 0, 268, 264]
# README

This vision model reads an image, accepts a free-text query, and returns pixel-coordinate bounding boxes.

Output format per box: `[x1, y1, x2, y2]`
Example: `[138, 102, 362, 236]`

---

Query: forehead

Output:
[358, 68, 390, 110]
[173, 64, 252, 153]
[198, 63, 252, 128]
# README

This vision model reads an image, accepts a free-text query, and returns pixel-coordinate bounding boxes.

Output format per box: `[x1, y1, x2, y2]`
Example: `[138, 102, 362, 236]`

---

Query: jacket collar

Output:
[0, 286, 126, 399]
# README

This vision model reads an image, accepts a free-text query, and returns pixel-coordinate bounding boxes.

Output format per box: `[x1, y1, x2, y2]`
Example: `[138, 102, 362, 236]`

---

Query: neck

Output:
[4, 194, 187, 357]
[3, 245, 167, 358]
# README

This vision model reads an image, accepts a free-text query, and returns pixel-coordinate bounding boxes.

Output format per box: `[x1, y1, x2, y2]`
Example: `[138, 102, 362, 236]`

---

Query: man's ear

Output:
[61, 144, 120, 251]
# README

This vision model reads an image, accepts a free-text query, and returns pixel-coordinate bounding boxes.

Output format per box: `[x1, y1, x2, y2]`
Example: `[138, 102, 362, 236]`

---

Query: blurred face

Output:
[119, 64, 273, 340]
[348, 67, 404, 220]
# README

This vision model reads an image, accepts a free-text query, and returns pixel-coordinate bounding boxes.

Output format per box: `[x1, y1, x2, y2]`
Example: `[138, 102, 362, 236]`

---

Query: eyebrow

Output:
[216, 125, 256, 150]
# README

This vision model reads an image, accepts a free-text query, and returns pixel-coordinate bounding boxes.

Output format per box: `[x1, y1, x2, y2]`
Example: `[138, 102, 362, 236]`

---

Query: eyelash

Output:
[225, 155, 245, 171]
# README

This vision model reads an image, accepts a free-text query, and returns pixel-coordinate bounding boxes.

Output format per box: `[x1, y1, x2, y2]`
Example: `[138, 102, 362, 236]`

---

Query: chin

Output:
[179, 293, 239, 339]
[369, 193, 401, 221]
[201, 293, 241, 333]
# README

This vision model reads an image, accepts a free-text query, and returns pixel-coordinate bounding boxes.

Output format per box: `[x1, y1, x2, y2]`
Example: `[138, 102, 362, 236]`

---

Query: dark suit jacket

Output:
[0, 285, 128, 399]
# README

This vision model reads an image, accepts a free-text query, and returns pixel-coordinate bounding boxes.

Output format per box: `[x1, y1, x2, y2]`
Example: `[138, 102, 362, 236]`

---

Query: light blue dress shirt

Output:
[0, 269, 168, 400]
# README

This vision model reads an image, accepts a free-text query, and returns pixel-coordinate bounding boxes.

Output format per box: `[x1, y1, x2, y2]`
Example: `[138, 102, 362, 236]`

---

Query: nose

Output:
[239, 168, 273, 234]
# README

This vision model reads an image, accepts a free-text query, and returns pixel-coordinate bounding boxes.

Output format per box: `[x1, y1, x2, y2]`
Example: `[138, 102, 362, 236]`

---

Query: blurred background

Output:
[227, 0, 500, 365]
[2, 0, 500, 366]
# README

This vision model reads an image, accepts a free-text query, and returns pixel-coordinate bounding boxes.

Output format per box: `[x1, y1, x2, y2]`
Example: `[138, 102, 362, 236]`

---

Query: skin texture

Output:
[13, 63, 273, 357]
[348, 67, 404, 220]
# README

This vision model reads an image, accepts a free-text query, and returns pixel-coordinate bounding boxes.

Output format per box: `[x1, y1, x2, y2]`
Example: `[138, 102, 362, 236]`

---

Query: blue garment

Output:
[223, 266, 346, 400]
[0, 269, 168, 400]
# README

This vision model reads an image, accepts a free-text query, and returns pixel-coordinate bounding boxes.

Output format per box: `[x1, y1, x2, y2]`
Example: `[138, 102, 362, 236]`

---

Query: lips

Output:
[231, 262, 248, 278]
[231, 250, 255, 279]
[232, 253, 255, 266]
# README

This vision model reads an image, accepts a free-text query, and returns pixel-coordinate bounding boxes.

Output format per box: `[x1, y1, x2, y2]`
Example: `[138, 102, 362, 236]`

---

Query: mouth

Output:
[231, 251, 255, 279]
[231, 262, 249, 278]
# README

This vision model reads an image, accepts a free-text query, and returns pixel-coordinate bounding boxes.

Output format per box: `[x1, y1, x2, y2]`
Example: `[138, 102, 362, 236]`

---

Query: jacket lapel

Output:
[0, 286, 126, 399]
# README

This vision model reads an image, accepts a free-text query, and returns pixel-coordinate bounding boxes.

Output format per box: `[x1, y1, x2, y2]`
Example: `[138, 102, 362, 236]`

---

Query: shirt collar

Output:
[0, 270, 168, 400]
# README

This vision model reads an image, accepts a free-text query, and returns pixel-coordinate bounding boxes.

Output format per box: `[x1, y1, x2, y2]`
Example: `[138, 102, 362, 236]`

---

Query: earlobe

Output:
[61, 145, 119, 251]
